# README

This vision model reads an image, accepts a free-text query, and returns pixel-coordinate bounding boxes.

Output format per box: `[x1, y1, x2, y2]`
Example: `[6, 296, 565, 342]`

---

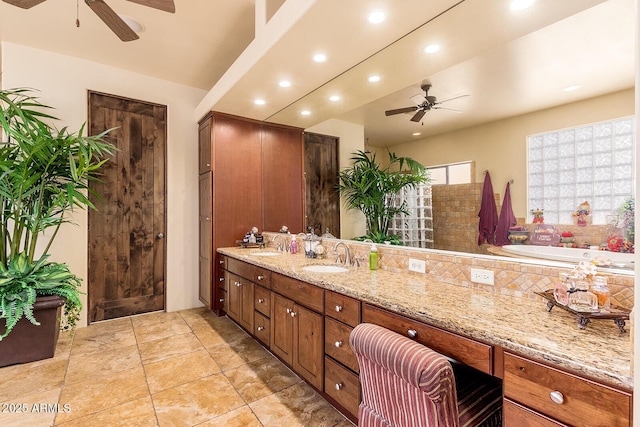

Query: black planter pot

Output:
[0, 295, 65, 367]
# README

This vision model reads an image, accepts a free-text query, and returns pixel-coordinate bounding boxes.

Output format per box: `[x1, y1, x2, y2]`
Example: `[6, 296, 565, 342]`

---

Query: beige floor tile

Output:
[130, 310, 181, 328]
[144, 348, 220, 394]
[55, 365, 149, 424]
[138, 332, 204, 364]
[178, 307, 217, 326]
[190, 321, 230, 348]
[152, 374, 245, 427]
[207, 334, 271, 371]
[53, 330, 74, 359]
[65, 344, 141, 384]
[70, 319, 136, 357]
[0, 387, 61, 427]
[250, 382, 354, 427]
[198, 405, 263, 427]
[0, 357, 68, 401]
[54, 395, 157, 427]
[225, 355, 302, 403]
[134, 317, 192, 344]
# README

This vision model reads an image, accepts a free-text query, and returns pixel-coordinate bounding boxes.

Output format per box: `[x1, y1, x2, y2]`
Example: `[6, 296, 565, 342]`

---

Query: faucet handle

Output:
[353, 256, 365, 268]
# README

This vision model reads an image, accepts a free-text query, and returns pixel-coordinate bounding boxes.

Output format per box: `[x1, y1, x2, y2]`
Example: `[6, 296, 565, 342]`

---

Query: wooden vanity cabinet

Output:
[270, 273, 324, 390]
[503, 351, 632, 427]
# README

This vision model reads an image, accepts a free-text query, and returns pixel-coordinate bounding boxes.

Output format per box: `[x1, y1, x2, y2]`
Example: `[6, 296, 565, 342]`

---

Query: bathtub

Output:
[500, 245, 635, 268]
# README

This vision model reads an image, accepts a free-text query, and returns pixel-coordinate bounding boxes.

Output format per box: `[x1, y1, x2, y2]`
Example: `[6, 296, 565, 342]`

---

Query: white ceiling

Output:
[0, 0, 635, 147]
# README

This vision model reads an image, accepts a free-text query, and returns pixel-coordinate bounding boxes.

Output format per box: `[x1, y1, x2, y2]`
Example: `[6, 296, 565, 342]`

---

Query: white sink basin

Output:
[251, 251, 281, 257]
[302, 265, 349, 273]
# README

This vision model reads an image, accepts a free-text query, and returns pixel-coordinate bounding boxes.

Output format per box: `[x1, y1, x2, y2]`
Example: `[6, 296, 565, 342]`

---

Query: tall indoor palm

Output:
[337, 150, 430, 243]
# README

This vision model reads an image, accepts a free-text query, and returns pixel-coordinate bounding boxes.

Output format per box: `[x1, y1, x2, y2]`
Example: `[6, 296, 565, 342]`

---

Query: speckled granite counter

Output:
[217, 246, 633, 390]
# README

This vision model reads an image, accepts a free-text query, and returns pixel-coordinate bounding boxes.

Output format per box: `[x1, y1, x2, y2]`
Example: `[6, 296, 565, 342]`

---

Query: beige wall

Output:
[389, 89, 635, 221]
[306, 118, 366, 240]
[1, 42, 207, 325]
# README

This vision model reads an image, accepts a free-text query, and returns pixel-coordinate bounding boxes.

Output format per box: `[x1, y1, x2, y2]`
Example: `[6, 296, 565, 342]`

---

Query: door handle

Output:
[157, 233, 165, 239]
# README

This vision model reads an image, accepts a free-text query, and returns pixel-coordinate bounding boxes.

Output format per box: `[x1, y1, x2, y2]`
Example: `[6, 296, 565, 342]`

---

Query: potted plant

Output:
[0, 88, 114, 366]
[337, 149, 430, 244]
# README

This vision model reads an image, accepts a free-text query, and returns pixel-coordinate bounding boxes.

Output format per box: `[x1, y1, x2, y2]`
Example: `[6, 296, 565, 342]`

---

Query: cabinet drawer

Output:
[324, 356, 360, 418]
[325, 318, 359, 373]
[226, 257, 272, 288]
[503, 398, 567, 427]
[219, 289, 228, 313]
[362, 304, 493, 375]
[325, 291, 360, 327]
[254, 312, 270, 346]
[272, 273, 324, 313]
[254, 285, 271, 317]
[504, 352, 631, 427]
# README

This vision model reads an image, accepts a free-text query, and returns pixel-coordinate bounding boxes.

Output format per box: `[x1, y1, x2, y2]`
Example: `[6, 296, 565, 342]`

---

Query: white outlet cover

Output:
[408, 258, 426, 273]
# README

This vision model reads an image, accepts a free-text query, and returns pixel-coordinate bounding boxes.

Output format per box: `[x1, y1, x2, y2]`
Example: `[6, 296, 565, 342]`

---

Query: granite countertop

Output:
[218, 246, 633, 390]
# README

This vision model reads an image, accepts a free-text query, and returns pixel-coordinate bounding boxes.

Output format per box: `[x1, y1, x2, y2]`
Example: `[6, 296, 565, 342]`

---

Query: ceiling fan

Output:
[385, 84, 469, 123]
[2, 0, 175, 42]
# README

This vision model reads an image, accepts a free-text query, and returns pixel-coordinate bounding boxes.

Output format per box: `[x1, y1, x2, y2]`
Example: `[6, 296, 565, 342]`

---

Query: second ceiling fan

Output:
[2, 0, 175, 42]
[385, 84, 469, 123]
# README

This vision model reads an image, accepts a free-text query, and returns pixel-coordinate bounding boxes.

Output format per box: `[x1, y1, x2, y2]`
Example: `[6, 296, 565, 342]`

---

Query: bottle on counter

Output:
[369, 244, 378, 270]
[591, 276, 611, 312]
[290, 235, 298, 254]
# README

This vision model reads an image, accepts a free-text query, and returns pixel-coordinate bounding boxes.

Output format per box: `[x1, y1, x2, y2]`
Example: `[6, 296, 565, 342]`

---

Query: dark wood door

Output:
[270, 293, 294, 365]
[199, 173, 212, 306]
[293, 303, 324, 390]
[88, 91, 166, 322]
[304, 132, 340, 237]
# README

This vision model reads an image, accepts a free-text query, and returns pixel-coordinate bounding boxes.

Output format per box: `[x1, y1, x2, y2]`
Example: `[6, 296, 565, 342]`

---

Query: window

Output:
[428, 162, 471, 185]
[388, 183, 434, 248]
[527, 117, 635, 224]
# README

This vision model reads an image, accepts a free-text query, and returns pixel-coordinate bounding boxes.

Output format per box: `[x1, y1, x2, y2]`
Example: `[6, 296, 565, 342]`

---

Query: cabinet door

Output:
[198, 173, 212, 306]
[293, 304, 324, 390]
[198, 117, 212, 174]
[239, 279, 254, 332]
[270, 293, 294, 365]
[227, 273, 243, 322]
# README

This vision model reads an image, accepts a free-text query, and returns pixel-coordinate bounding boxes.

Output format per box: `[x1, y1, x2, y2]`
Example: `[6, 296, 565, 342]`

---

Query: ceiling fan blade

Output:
[385, 107, 417, 116]
[410, 110, 426, 122]
[85, 0, 139, 42]
[436, 94, 470, 104]
[126, 0, 175, 13]
[433, 106, 463, 113]
[2, 0, 47, 8]
[410, 93, 426, 105]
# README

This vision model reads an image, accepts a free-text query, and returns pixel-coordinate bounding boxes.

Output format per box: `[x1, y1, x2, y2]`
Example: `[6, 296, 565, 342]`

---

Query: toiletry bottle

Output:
[290, 235, 298, 254]
[369, 244, 378, 270]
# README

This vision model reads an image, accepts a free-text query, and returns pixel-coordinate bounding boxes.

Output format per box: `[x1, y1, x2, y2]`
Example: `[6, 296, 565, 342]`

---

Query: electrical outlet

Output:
[471, 268, 494, 285]
[408, 258, 426, 273]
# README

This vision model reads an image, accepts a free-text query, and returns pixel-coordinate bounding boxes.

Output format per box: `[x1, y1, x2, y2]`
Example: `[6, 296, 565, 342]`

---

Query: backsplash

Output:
[263, 232, 634, 310]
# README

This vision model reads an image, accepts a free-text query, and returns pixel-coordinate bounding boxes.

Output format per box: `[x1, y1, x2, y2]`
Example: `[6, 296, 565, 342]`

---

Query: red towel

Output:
[478, 172, 498, 245]
[495, 182, 517, 246]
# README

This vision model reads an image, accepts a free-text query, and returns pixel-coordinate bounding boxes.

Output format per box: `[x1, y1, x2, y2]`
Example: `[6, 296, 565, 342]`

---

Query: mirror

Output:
[268, 0, 635, 271]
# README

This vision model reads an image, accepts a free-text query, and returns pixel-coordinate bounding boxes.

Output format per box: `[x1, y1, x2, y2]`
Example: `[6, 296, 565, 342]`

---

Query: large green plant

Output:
[337, 150, 430, 243]
[0, 88, 115, 339]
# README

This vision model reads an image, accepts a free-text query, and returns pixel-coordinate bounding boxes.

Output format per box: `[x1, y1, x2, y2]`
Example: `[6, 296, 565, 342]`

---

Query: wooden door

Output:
[304, 132, 340, 237]
[240, 280, 255, 331]
[88, 92, 166, 322]
[199, 173, 212, 306]
[270, 293, 294, 365]
[293, 303, 324, 390]
[227, 273, 242, 322]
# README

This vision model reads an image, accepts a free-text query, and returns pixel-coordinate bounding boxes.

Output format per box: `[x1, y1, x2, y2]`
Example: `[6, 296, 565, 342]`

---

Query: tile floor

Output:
[0, 307, 354, 426]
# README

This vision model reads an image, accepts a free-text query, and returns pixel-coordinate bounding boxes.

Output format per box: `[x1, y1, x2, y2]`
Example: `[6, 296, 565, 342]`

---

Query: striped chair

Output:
[350, 323, 502, 427]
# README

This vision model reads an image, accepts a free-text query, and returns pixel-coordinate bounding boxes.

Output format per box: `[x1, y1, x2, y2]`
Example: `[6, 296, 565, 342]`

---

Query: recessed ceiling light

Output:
[412, 132, 421, 136]
[368, 75, 381, 83]
[278, 80, 291, 88]
[563, 84, 582, 92]
[254, 99, 266, 105]
[510, 0, 535, 11]
[313, 53, 327, 63]
[120, 15, 145, 33]
[329, 95, 341, 102]
[301, 110, 311, 116]
[423, 44, 440, 54]
[367, 10, 386, 24]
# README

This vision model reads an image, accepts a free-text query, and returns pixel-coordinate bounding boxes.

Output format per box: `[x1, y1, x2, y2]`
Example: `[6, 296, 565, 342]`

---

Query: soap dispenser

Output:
[369, 244, 378, 270]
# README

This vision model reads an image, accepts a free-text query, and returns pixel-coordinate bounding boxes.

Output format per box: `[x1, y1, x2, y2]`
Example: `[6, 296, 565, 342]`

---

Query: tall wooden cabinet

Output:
[198, 112, 304, 312]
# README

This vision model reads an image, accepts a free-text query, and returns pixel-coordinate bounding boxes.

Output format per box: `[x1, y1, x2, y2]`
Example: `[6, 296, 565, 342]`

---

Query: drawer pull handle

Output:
[219, 298, 224, 303]
[286, 308, 292, 314]
[257, 326, 265, 331]
[219, 260, 225, 265]
[335, 383, 343, 391]
[335, 341, 343, 348]
[235, 281, 241, 287]
[257, 275, 265, 281]
[407, 329, 417, 338]
[290, 311, 297, 317]
[335, 305, 343, 312]
[549, 391, 564, 405]
[258, 298, 265, 303]
[219, 277, 225, 282]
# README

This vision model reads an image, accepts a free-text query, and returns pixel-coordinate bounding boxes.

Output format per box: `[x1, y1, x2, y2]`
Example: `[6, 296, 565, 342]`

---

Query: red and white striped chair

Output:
[350, 323, 502, 427]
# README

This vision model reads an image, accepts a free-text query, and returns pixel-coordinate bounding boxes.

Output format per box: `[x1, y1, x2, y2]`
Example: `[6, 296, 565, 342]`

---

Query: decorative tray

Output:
[535, 290, 630, 332]
[236, 241, 266, 249]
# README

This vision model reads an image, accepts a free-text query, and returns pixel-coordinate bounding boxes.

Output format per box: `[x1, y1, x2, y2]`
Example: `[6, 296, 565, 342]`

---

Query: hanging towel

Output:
[478, 172, 498, 245]
[495, 182, 517, 246]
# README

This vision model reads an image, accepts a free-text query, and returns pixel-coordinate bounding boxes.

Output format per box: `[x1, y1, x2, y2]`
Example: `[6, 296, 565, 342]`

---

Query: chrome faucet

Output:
[271, 234, 287, 252]
[332, 241, 352, 266]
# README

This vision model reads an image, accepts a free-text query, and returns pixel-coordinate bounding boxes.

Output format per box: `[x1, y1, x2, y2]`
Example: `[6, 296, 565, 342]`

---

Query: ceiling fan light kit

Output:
[2, 0, 175, 42]
[385, 83, 469, 123]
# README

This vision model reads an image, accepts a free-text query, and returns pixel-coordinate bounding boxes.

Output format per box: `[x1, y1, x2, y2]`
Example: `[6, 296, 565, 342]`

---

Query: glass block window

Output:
[388, 183, 434, 248]
[527, 117, 635, 224]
